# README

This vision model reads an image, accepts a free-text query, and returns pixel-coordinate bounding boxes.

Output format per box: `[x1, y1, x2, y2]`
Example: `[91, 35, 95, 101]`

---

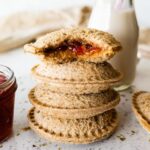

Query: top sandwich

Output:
[24, 28, 122, 64]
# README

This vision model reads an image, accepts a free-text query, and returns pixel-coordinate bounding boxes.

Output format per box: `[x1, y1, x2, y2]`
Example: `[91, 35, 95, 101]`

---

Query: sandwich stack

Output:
[24, 28, 123, 144]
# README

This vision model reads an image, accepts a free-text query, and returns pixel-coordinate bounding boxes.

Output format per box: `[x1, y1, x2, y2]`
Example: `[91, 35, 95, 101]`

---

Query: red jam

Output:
[72, 44, 100, 56]
[0, 74, 7, 84]
[69, 41, 100, 56]
[0, 66, 17, 142]
[53, 41, 100, 56]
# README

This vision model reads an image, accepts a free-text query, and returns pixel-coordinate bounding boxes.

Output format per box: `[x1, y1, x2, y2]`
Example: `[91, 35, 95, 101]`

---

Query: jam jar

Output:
[0, 65, 17, 142]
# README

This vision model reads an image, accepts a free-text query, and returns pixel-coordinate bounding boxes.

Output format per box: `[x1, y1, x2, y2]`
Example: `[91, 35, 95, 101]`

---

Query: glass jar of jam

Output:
[0, 65, 17, 142]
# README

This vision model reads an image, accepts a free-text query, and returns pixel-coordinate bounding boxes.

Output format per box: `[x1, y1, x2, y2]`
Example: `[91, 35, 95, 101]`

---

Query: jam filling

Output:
[45, 41, 101, 56]
[70, 41, 100, 56]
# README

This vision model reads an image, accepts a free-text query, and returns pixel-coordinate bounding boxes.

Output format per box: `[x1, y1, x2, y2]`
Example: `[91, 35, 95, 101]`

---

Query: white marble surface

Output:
[0, 47, 150, 150]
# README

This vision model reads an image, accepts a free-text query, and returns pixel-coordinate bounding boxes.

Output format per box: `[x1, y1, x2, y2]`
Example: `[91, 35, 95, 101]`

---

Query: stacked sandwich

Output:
[24, 28, 123, 144]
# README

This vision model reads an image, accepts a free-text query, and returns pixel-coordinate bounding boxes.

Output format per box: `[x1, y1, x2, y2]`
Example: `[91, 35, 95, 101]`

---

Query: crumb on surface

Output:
[58, 147, 62, 150]
[131, 130, 136, 135]
[21, 126, 31, 131]
[124, 112, 128, 117]
[116, 134, 126, 141]
[0, 145, 3, 148]
[88, 148, 94, 150]
[16, 133, 20, 136]
[39, 143, 47, 147]
[129, 91, 133, 94]
[32, 144, 37, 147]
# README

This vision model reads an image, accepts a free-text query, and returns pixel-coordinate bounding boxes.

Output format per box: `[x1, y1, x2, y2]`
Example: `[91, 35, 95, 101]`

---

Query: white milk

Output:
[109, 8, 139, 89]
[88, 0, 139, 90]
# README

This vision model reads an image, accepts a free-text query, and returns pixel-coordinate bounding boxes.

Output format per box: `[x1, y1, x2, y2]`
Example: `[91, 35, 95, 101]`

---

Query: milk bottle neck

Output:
[88, 0, 136, 31]
[114, 0, 133, 9]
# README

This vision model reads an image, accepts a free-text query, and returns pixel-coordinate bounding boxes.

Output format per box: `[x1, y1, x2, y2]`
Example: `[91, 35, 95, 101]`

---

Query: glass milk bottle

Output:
[88, 0, 139, 90]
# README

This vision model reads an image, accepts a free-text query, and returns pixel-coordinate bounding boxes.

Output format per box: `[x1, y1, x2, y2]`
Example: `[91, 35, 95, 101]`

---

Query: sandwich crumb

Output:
[32, 144, 37, 147]
[16, 133, 20, 136]
[131, 130, 136, 135]
[22, 126, 31, 131]
[124, 112, 128, 117]
[58, 147, 62, 150]
[117, 134, 126, 141]
[39, 143, 47, 147]
[0, 145, 3, 148]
